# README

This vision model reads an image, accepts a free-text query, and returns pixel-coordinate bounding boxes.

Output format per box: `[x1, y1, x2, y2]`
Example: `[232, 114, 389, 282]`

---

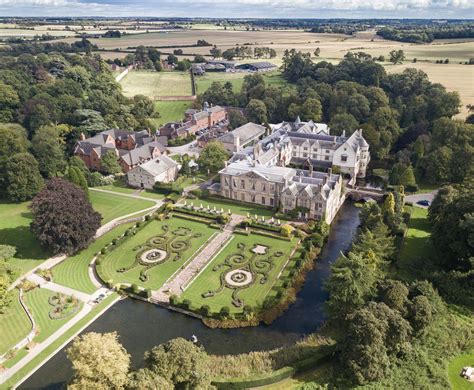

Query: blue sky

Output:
[0, 0, 472, 18]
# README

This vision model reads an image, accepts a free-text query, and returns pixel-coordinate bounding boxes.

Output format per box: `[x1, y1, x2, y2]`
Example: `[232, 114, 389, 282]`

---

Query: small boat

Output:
[190, 334, 198, 343]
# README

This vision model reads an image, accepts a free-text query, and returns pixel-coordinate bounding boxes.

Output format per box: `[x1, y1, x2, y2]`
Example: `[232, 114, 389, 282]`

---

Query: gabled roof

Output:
[218, 123, 266, 145]
[120, 141, 166, 166]
[130, 155, 178, 177]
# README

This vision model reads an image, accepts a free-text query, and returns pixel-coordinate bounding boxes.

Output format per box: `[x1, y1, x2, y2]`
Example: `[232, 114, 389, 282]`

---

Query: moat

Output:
[20, 203, 360, 390]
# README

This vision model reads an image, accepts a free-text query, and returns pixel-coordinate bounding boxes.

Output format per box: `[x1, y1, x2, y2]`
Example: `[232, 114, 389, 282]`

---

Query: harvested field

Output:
[120, 70, 193, 98]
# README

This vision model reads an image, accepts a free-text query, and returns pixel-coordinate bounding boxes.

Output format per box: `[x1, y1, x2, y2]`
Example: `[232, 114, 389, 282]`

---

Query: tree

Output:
[399, 165, 417, 190]
[246, 99, 267, 124]
[0, 81, 19, 122]
[198, 141, 229, 173]
[30, 178, 101, 254]
[210, 45, 222, 58]
[145, 338, 210, 389]
[127, 368, 172, 390]
[32, 125, 66, 178]
[0, 245, 16, 261]
[5, 153, 43, 202]
[389, 49, 405, 64]
[228, 110, 247, 130]
[314, 48, 321, 57]
[329, 113, 359, 135]
[67, 166, 89, 198]
[67, 332, 130, 390]
[382, 192, 395, 217]
[101, 150, 121, 175]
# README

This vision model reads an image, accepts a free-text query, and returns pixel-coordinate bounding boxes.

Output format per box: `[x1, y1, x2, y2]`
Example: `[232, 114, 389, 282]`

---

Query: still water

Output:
[21, 203, 360, 389]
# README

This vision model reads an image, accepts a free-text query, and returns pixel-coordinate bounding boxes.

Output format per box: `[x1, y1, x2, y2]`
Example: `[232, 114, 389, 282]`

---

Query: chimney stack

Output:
[328, 168, 332, 177]
[79, 132, 86, 141]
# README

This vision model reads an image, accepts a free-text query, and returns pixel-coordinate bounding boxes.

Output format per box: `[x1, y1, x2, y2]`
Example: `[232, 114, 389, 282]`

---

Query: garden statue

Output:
[221, 208, 224, 214]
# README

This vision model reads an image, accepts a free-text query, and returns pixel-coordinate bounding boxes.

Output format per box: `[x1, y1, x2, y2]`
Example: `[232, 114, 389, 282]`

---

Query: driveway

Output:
[167, 140, 202, 158]
[405, 190, 438, 208]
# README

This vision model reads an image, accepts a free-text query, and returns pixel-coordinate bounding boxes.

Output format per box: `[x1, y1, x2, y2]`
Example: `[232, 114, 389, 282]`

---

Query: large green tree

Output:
[101, 150, 122, 175]
[198, 141, 229, 174]
[30, 178, 101, 254]
[32, 125, 66, 178]
[67, 332, 130, 390]
[145, 338, 211, 389]
[5, 152, 43, 201]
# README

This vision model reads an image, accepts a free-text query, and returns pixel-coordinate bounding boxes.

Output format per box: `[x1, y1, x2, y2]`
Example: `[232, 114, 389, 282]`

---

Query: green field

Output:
[397, 206, 434, 280]
[99, 217, 216, 290]
[0, 289, 32, 356]
[53, 222, 136, 294]
[90, 190, 155, 224]
[151, 100, 193, 127]
[0, 201, 50, 279]
[181, 233, 298, 313]
[448, 352, 474, 390]
[120, 70, 192, 98]
[183, 196, 275, 218]
[195, 70, 287, 95]
[24, 288, 83, 343]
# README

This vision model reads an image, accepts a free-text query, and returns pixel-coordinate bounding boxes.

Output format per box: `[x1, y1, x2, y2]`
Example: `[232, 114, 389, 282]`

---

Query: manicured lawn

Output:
[120, 70, 192, 98]
[99, 217, 216, 290]
[24, 288, 83, 343]
[181, 233, 298, 313]
[182, 196, 275, 218]
[0, 289, 32, 356]
[3, 293, 120, 389]
[0, 200, 50, 279]
[89, 190, 156, 224]
[397, 206, 435, 280]
[53, 222, 136, 294]
[151, 100, 193, 127]
[448, 352, 474, 390]
[96, 180, 166, 200]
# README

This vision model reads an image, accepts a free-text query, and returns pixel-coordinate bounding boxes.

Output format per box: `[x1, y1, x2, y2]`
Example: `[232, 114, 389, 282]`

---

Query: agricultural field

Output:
[0, 201, 50, 279]
[52, 222, 135, 294]
[181, 233, 299, 313]
[120, 70, 192, 98]
[98, 217, 217, 290]
[194, 70, 287, 94]
[151, 100, 193, 127]
[0, 289, 32, 356]
[89, 190, 155, 224]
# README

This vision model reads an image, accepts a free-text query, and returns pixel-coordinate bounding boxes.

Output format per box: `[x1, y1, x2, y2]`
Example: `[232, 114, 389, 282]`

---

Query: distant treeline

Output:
[0, 38, 97, 56]
[377, 23, 474, 43]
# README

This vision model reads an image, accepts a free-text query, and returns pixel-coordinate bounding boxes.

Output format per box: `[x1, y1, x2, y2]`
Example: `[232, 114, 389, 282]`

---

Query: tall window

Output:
[341, 155, 348, 162]
[261, 197, 265, 205]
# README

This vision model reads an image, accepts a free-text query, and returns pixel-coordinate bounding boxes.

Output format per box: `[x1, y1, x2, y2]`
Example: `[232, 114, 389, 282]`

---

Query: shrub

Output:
[182, 299, 192, 310]
[106, 279, 114, 288]
[200, 305, 211, 316]
[219, 306, 230, 319]
[132, 284, 140, 294]
[169, 295, 178, 305]
[405, 184, 419, 192]
[145, 288, 152, 298]
[100, 248, 107, 254]
[95, 258, 101, 266]
[280, 224, 294, 237]
[145, 215, 152, 221]
[112, 238, 118, 245]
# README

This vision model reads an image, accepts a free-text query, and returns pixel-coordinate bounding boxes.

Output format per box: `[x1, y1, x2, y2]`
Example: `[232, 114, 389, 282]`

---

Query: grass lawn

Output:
[0, 200, 50, 279]
[181, 233, 298, 313]
[397, 206, 435, 281]
[448, 352, 474, 390]
[151, 100, 193, 127]
[95, 180, 166, 200]
[3, 293, 120, 389]
[89, 190, 155, 224]
[120, 70, 192, 98]
[24, 288, 83, 343]
[194, 70, 287, 95]
[53, 222, 136, 294]
[0, 289, 32, 356]
[183, 196, 275, 218]
[99, 217, 216, 290]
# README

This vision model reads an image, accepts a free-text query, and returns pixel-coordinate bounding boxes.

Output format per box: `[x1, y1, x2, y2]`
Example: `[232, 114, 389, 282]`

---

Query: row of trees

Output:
[377, 24, 474, 43]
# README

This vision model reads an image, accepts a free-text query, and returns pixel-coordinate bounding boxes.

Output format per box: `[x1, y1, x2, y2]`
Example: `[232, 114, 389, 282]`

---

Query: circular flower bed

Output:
[225, 269, 253, 287]
[140, 249, 167, 264]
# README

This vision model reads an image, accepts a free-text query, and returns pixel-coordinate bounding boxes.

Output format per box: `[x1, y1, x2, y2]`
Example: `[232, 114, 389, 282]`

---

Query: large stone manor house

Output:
[213, 118, 370, 224]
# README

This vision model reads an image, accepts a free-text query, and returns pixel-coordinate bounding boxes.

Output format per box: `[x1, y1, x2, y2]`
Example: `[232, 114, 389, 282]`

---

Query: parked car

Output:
[416, 200, 431, 206]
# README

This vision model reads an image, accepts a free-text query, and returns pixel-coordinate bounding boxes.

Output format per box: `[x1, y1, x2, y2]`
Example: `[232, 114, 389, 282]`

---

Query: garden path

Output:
[152, 214, 245, 303]
[26, 274, 92, 303]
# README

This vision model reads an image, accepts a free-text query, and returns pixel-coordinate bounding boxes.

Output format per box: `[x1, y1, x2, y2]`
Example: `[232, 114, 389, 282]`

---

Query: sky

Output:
[0, 0, 473, 19]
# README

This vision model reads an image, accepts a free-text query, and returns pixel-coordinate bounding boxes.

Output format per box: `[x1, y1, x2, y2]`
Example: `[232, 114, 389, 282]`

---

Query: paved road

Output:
[405, 190, 438, 209]
[26, 274, 92, 303]
[167, 140, 202, 158]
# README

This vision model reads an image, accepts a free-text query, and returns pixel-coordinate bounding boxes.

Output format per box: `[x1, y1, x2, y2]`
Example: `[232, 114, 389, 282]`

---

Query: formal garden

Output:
[179, 233, 300, 315]
[96, 216, 217, 290]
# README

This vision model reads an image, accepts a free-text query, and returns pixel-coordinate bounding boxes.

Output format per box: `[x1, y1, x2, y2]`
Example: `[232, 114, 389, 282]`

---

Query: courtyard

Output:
[180, 232, 299, 314]
[98, 217, 217, 290]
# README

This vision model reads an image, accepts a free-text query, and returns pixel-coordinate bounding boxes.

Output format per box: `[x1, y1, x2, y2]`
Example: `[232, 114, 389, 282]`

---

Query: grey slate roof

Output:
[218, 123, 266, 145]
[120, 141, 166, 166]
[135, 155, 178, 177]
[220, 160, 295, 183]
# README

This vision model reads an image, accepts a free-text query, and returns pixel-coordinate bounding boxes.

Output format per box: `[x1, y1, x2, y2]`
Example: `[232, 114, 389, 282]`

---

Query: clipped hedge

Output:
[173, 213, 216, 225]
[211, 366, 295, 389]
[250, 230, 292, 242]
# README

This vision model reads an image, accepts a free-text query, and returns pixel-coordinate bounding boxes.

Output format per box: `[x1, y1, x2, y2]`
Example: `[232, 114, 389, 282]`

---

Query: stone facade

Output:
[127, 155, 179, 190]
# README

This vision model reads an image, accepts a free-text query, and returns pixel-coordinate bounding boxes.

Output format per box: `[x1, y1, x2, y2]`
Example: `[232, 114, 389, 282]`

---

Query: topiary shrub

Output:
[101, 248, 107, 254]
[145, 215, 152, 221]
[219, 306, 230, 319]
[132, 284, 140, 294]
[145, 288, 152, 299]
[169, 294, 178, 306]
[200, 305, 211, 316]
[182, 299, 192, 310]
[280, 224, 294, 237]
[95, 258, 101, 266]
[112, 238, 118, 245]
[106, 279, 114, 288]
